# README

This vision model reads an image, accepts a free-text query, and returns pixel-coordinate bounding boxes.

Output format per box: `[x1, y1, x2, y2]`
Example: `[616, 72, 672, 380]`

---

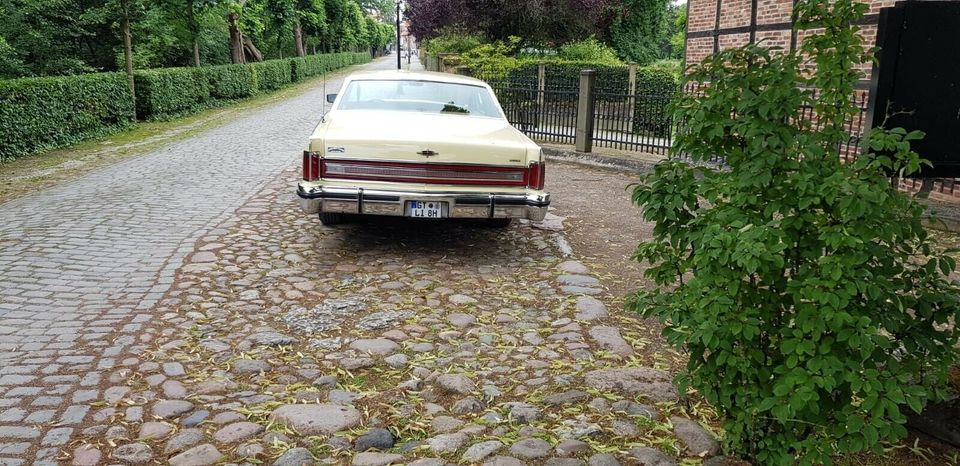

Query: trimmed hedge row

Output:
[0, 73, 135, 161]
[137, 51, 370, 119]
[0, 52, 371, 160]
[250, 60, 291, 92]
[134, 67, 210, 119]
[290, 52, 366, 81]
[506, 61, 677, 94]
[206, 64, 256, 100]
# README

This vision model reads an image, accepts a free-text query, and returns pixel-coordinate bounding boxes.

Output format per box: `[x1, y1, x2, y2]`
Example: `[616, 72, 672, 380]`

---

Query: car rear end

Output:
[298, 152, 548, 222]
[296, 71, 550, 225]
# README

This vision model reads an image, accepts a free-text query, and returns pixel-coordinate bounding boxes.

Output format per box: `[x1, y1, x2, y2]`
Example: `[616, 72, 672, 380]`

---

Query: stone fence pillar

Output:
[575, 70, 596, 153]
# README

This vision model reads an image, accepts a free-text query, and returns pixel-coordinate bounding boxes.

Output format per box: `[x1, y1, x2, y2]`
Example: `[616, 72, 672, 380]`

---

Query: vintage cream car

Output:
[297, 70, 549, 227]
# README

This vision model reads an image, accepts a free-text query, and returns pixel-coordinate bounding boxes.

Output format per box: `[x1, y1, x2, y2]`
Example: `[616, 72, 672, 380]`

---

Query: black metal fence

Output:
[487, 78, 676, 154]
[490, 78, 579, 146]
[488, 75, 873, 162]
[483, 70, 960, 199]
[592, 89, 673, 154]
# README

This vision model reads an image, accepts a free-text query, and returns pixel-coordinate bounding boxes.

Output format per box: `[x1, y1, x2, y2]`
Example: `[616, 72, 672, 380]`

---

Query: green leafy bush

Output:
[647, 59, 681, 78]
[205, 64, 255, 99]
[249, 59, 292, 92]
[0, 37, 26, 79]
[460, 37, 522, 80]
[629, 0, 960, 464]
[557, 37, 621, 65]
[422, 29, 485, 55]
[0, 72, 134, 160]
[134, 67, 210, 119]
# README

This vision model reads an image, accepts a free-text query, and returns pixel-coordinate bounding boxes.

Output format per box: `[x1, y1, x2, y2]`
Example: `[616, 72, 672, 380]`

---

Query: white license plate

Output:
[408, 200, 445, 218]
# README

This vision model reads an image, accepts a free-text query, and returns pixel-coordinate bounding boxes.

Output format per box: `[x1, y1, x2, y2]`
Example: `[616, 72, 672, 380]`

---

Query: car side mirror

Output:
[326, 94, 337, 104]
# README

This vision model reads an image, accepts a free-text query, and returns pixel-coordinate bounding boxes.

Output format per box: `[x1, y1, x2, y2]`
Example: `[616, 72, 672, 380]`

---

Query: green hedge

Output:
[630, 68, 679, 137]
[133, 52, 370, 119]
[250, 60, 292, 91]
[134, 67, 210, 119]
[0, 51, 371, 160]
[206, 64, 256, 100]
[506, 61, 676, 94]
[291, 52, 371, 81]
[0, 72, 134, 161]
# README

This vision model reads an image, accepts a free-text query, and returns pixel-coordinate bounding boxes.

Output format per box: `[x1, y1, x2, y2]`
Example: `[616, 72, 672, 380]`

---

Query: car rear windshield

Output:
[336, 79, 503, 118]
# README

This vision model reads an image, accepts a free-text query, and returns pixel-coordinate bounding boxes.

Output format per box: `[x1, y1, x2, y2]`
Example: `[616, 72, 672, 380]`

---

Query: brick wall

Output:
[685, 0, 887, 69]
[684, 0, 959, 199]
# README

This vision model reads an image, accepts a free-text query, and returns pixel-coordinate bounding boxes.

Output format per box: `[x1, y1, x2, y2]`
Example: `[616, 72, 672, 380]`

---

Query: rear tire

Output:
[485, 218, 513, 228]
[319, 212, 343, 225]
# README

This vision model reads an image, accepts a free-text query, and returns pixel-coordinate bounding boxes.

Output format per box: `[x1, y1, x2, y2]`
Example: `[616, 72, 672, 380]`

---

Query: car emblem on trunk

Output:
[327, 147, 345, 153]
[417, 150, 438, 157]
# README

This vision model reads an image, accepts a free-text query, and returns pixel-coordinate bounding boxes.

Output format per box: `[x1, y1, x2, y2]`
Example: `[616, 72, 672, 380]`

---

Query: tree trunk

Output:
[188, 1, 200, 66]
[120, 0, 136, 119]
[243, 36, 263, 62]
[228, 12, 244, 64]
[294, 18, 305, 57]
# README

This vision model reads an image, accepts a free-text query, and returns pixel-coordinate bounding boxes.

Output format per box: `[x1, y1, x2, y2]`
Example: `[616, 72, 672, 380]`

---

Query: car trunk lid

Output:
[312, 111, 530, 167]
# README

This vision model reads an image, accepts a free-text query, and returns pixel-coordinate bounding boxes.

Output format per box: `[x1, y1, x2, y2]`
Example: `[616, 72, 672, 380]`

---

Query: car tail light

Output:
[302, 151, 321, 181]
[528, 161, 545, 190]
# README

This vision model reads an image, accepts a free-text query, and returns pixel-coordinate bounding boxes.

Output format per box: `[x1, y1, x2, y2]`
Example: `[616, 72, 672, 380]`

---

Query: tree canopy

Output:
[0, 0, 395, 78]
[406, 0, 679, 64]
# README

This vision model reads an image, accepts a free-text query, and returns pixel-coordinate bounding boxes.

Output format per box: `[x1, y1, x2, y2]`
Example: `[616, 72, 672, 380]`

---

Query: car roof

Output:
[343, 70, 491, 87]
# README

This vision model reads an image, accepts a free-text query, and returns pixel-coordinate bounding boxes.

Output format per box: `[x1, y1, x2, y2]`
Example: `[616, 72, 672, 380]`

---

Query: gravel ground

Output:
[61, 160, 725, 466]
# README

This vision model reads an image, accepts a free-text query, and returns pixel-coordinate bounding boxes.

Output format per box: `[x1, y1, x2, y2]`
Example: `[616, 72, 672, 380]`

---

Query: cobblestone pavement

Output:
[0, 56, 400, 465]
[54, 155, 725, 466]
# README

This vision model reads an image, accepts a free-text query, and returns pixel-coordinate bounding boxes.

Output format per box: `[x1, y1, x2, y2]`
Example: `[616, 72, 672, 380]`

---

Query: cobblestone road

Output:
[1, 54, 724, 466]
[56, 162, 717, 466]
[0, 56, 399, 465]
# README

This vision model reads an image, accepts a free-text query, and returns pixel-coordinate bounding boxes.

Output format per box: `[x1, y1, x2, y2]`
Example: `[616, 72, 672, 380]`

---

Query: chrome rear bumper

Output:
[296, 183, 549, 221]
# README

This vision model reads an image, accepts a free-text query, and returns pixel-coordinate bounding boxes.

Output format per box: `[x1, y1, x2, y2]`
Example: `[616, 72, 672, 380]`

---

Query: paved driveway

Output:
[0, 56, 400, 465]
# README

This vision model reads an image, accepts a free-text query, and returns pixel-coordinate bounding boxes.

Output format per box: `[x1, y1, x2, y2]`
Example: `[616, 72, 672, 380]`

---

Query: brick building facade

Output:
[684, 0, 896, 77]
[682, 0, 959, 200]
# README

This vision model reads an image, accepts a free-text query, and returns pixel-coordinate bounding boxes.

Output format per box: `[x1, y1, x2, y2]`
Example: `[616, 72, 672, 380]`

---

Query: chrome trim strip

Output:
[322, 157, 527, 169]
[296, 182, 550, 220]
[297, 183, 550, 207]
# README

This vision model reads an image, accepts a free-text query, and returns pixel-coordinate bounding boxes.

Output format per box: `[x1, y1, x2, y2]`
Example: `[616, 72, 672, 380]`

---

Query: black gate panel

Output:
[868, 1, 960, 178]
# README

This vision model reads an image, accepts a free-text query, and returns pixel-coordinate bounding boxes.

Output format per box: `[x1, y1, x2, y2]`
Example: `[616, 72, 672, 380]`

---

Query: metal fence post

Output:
[536, 63, 546, 129]
[627, 62, 637, 131]
[575, 70, 596, 153]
